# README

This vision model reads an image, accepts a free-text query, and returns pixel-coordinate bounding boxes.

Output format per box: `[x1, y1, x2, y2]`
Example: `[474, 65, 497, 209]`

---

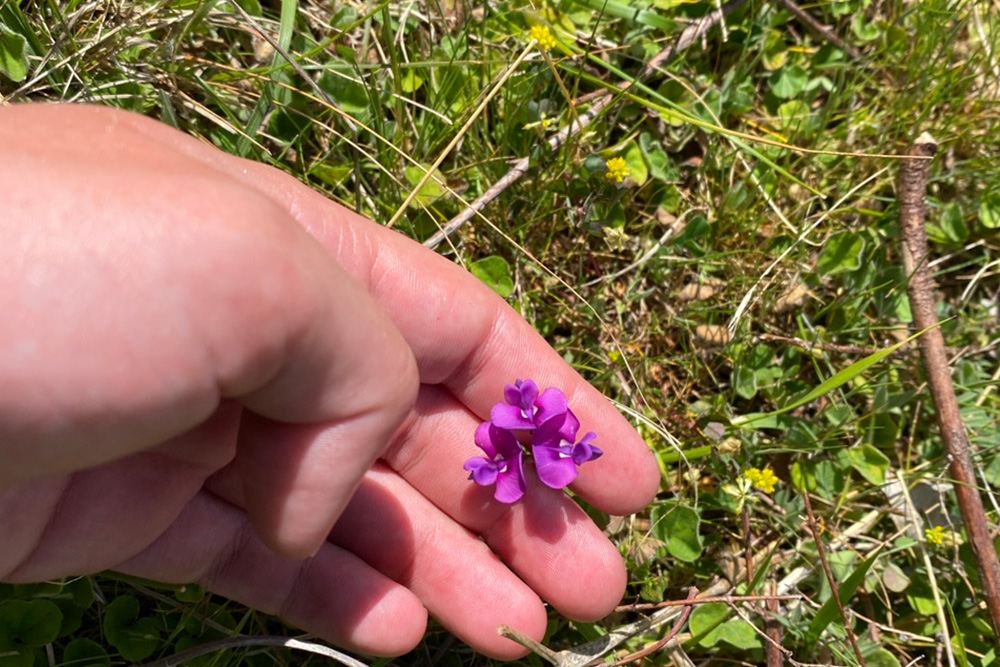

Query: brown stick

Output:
[423, 0, 748, 250]
[898, 132, 1000, 638]
[765, 581, 785, 667]
[801, 490, 866, 666]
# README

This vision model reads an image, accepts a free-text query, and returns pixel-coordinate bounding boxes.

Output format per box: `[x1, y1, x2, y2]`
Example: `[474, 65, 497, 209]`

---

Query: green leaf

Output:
[865, 648, 901, 667]
[734, 325, 938, 428]
[0, 24, 30, 82]
[0, 600, 62, 647]
[63, 638, 109, 667]
[689, 603, 761, 649]
[805, 546, 883, 644]
[403, 164, 449, 206]
[400, 68, 424, 93]
[979, 191, 1000, 229]
[318, 71, 372, 121]
[733, 366, 757, 399]
[653, 503, 702, 562]
[707, 619, 761, 649]
[847, 444, 890, 484]
[761, 30, 787, 70]
[103, 596, 161, 662]
[940, 203, 969, 242]
[622, 141, 648, 186]
[469, 256, 514, 298]
[777, 99, 810, 132]
[573, 0, 675, 30]
[688, 602, 728, 640]
[769, 64, 807, 99]
[817, 230, 865, 275]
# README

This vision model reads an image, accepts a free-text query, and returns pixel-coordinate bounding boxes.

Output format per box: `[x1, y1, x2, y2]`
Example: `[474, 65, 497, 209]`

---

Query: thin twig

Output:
[612, 588, 698, 665]
[615, 593, 801, 612]
[423, 0, 747, 250]
[765, 581, 785, 667]
[897, 132, 1000, 638]
[801, 490, 866, 666]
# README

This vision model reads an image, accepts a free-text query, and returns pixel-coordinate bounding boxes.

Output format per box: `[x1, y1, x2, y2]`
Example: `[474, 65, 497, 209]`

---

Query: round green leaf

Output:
[769, 64, 808, 99]
[978, 191, 1000, 229]
[103, 596, 161, 662]
[469, 256, 514, 298]
[0, 600, 62, 647]
[817, 230, 865, 275]
[63, 638, 109, 667]
[404, 164, 449, 207]
[659, 503, 703, 562]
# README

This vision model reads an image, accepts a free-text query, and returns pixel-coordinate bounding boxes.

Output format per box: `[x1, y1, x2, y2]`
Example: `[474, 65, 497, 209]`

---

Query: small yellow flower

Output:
[605, 156, 629, 182]
[925, 525, 946, 545]
[745, 467, 778, 494]
[529, 25, 557, 50]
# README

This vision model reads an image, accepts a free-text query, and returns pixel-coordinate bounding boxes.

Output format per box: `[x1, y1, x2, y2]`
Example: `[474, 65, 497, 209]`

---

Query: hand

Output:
[0, 104, 660, 658]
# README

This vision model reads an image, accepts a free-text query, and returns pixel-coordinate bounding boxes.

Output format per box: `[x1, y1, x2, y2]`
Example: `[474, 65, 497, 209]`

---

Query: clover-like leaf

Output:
[103, 596, 161, 661]
[0, 600, 62, 646]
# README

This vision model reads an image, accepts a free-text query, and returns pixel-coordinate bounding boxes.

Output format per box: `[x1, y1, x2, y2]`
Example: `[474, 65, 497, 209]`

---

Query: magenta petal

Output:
[494, 455, 526, 503]
[533, 445, 579, 489]
[491, 402, 535, 430]
[534, 387, 569, 426]
[474, 421, 498, 458]
[572, 432, 603, 464]
[531, 412, 567, 448]
[464, 457, 499, 486]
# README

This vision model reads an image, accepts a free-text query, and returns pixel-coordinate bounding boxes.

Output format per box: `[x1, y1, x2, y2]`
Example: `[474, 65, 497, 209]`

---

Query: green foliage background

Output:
[1, 0, 998, 665]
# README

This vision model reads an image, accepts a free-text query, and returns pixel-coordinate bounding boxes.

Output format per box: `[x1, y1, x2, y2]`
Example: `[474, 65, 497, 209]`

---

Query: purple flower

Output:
[531, 409, 603, 489]
[463, 421, 526, 503]
[491, 379, 570, 430]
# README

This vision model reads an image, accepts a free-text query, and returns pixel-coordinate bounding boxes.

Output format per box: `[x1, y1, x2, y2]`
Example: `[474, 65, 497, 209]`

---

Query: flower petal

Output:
[572, 432, 603, 464]
[531, 411, 567, 449]
[490, 402, 535, 430]
[534, 387, 568, 425]
[463, 457, 499, 486]
[533, 444, 579, 489]
[473, 421, 498, 458]
[494, 453, 526, 503]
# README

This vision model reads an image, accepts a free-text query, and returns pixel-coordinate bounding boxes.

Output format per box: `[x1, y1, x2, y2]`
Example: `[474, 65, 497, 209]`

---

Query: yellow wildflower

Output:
[529, 25, 557, 50]
[745, 467, 778, 494]
[925, 525, 946, 545]
[605, 156, 629, 182]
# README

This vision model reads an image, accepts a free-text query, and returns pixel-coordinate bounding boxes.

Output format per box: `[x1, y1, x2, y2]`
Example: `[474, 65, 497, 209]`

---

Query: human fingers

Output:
[117, 491, 428, 657]
[0, 103, 418, 558]
[328, 463, 549, 659]
[382, 385, 628, 623]
[0, 403, 241, 582]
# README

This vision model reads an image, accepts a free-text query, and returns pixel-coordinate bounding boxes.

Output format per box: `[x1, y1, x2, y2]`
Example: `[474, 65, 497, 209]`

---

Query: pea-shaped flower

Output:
[464, 379, 602, 502]
[490, 378, 569, 430]
[531, 409, 603, 489]
[463, 421, 526, 503]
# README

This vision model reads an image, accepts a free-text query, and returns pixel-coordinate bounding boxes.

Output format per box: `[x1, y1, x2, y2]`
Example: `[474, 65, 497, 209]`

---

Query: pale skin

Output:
[0, 104, 661, 658]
